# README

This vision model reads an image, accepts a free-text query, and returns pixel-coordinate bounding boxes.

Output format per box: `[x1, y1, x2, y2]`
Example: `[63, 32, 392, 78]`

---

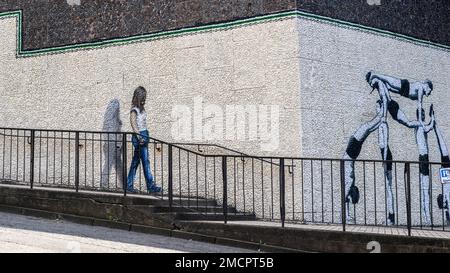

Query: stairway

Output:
[0, 184, 256, 228]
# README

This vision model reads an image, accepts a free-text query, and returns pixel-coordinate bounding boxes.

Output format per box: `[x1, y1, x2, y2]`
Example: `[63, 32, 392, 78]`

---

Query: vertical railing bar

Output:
[187, 151, 190, 207]
[321, 160, 324, 223]
[75, 132, 80, 192]
[196, 154, 199, 210]
[331, 160, 334, 224]
[9, 129, 13, 180]
[271, 158, 274, 220]
[68, 132, 71, 187]
[214, 156, 217, 214]
[242, 157, 245, 214]
[23, 130, 26, 182]
[106, 133, 110, 190]
[38, 131, 41, 183]
[2, 129, 6, 179]
[405, 163, 412, 236]
[395, 162, 399, 226]
[30, 130, 35, 189]
[373, 162, 377, 225]
[261, 160, 264, 219]
[252, 158, 255, 215]
[441, 177, 445, 231]
[153, 141, 156, 186]
[430, 163, 434, 230]
[353, 163, 356, 223]
[340, 159, 346, 232]
[115, 134, 118, 190]
[90, 133, 94, 187]
[168, 144, 173, 212]
[280, 158, 285, 228]
[363, 161, 367, 226]
[44, 131, 48, 185]
[292, 159, 295, 222]
[16, 130, 19, 181]
[222, 156, 228, 224]
[233, 157, 238, 214]
[84, 133, 87, 189]
[311, 160, 314, 223]
[53, 132, 56, 185]
[160, 144, 164, 199]
[301, 159, 304, 222]
[419, 164, 423, 229]
[61, 132, 63, 185]
[385, 161, 388, 227]
[122, 133, 127, 196]
[98, 133, 101, 189]
[178, 148, 181, 203]
[205, 156, 208, 214]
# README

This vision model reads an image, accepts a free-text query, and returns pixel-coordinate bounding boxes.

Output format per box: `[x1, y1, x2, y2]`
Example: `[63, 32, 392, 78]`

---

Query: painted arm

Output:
[375, 80, 390, 121]
[130, 110, 144, 142]
[130, 111, 139, 134]
[418, 89, 425, 127]
[424, 104, 436, 133]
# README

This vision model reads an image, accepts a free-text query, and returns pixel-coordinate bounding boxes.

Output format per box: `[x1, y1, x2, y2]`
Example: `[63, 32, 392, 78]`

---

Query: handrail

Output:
[0, 126, 447, 165]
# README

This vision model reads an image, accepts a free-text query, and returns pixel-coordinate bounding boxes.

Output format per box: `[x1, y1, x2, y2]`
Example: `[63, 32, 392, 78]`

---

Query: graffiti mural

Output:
[343, 71, 450, 226]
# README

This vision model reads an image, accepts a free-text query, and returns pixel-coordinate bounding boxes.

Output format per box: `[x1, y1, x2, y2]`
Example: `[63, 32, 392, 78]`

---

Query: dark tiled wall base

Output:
[0, 0, 449, 51]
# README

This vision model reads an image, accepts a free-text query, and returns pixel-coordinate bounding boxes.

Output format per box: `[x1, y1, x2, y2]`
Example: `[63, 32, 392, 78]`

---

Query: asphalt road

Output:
[0, 211, 255, 253]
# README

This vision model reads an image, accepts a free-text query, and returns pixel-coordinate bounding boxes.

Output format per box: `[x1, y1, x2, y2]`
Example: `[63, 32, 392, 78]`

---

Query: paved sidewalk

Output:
[0, 211, 256, 253]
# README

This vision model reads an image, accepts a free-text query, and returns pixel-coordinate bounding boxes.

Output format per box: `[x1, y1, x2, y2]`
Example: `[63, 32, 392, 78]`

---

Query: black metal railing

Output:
[0, 127, 449, 236]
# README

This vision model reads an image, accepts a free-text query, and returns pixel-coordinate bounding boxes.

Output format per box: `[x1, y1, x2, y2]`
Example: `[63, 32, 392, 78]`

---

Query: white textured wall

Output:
[0, 16, 301, 157]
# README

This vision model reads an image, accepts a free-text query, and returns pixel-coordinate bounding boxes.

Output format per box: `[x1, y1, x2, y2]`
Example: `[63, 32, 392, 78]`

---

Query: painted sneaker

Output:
[437, 194, 447, 209]
[147, 185, 162, 194]
[388, 213, 395, 226]
[126, 188, 139, 194]
[349, 185, 360, 204]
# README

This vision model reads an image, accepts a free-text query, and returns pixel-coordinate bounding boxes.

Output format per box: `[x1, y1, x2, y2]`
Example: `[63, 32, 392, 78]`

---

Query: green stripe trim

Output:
[0, 9, 448, 58]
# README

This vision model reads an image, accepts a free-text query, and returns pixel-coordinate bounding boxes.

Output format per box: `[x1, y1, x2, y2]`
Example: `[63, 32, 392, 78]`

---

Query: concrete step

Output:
[135, 205, 237, 214]
[170, 212, 256, 221]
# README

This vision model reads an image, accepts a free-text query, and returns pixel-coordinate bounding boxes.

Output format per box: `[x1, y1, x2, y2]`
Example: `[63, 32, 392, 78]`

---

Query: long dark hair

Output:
[131, 86, 147, 112]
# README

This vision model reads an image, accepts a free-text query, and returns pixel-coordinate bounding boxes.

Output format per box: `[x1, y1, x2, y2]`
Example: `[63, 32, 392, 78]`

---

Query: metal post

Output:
[340, 160, 346, 232]
[75, 132, 80, 193]
[168, 144, 173, 212]
[122, 133, 128, 197]
[222, 156, 228, 224]
[405, 162, 412, 236]
[280, 158, 286, 228]
[30, 130, 35, 189]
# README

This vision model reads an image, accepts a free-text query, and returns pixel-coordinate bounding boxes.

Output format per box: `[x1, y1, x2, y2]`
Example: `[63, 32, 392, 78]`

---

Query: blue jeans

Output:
[127, 130, 154, 190]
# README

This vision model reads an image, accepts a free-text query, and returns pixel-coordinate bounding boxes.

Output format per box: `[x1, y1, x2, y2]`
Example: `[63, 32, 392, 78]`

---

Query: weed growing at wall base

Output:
[171, 97, 280, 152]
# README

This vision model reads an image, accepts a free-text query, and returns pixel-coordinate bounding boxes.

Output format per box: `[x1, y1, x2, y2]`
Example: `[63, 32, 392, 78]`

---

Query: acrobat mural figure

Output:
[343, 73, 437, 225]
[394, 104, 435, 225]
[343, 79, 396, 225]
[366, 71, 433, 127]
[358, 71, 450, 226]
[367, 72, 450, 224]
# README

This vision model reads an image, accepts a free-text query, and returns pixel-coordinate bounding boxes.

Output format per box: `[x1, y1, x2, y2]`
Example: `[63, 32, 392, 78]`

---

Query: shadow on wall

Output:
[100, 99, 123, 189]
